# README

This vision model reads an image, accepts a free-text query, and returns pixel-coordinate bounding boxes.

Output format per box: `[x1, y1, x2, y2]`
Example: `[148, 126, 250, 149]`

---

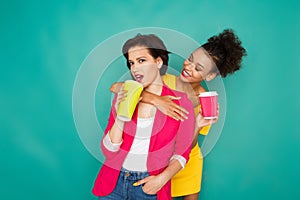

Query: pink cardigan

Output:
[92, 85, 195, 200]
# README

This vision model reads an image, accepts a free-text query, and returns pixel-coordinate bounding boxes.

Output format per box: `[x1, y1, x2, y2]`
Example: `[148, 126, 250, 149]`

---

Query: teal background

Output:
[1, 0, 299, 199]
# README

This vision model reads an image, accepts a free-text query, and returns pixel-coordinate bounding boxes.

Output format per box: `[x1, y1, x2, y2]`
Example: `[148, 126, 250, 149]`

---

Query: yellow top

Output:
[162, 73, 210, 135]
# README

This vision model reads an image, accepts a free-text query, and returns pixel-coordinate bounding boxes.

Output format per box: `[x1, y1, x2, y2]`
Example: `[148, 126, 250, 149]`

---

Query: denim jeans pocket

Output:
[138, 185, 157, 199]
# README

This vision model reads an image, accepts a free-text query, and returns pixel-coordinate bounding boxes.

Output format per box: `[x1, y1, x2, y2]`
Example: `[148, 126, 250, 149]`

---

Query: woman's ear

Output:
[205, 72, 217, 81]
[156, 57, 163, 69]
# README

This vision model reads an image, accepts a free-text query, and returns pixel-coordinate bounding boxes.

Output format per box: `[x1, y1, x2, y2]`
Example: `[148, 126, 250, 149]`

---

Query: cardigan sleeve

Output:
[100, 96, 121, 159]
[172, 93, 195, 164]
[103, 133, 123, 152]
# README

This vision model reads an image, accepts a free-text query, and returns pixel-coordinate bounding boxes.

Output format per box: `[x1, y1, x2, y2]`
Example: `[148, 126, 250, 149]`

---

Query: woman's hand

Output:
[154, 95, 189, 121]
[114, 86, 143, 112]
[114, 86, 127, 111]
[110, 82, 124, 93]
[195, 104, 220, 131]
[133, 175, 166, 195]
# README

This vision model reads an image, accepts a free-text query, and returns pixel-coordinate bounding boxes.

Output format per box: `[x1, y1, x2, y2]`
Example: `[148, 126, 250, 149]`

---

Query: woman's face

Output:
[180, 47, 217, 84]
[127, 46, 162, 88]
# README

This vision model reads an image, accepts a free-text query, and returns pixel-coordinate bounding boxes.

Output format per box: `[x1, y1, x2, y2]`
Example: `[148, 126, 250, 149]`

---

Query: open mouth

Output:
[134, 74, 144, 82]
[181, 69, 191, 78]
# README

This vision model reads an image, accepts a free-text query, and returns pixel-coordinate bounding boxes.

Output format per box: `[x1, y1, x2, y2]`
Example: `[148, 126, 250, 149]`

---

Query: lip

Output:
[134, 73, 144, 83]
[181, 69, 191, 78]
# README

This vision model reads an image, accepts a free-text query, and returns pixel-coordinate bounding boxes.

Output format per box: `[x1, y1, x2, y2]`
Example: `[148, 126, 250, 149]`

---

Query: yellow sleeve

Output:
[162, 73, 176, 90]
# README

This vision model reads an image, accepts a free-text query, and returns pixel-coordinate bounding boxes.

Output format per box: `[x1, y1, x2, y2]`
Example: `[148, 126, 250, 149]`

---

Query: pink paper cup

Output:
[199, 91, 218, 119]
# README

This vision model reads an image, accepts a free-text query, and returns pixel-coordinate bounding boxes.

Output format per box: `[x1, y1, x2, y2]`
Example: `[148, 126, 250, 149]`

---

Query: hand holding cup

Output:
[117, 80, 143, 121]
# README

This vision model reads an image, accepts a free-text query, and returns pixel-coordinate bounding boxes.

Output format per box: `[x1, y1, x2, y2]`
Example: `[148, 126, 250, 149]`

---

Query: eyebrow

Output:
[190, 54, 194, 60]
[136, 56, 147, 60]
[128, 56, 147, 62]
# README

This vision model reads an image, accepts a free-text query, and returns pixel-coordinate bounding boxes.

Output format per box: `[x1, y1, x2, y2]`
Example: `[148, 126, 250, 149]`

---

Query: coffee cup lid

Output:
[199, 91, 218, 97]
[125, 80, 143, 87]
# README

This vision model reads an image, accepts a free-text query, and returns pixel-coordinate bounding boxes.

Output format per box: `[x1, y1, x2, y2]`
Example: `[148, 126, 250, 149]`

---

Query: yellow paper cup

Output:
[117, 80, 143, 121]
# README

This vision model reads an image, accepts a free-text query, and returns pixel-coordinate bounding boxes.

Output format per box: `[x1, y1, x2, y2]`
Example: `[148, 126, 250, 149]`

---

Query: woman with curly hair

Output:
[167, 29, 247, 200]
[110, 29, 247, 200]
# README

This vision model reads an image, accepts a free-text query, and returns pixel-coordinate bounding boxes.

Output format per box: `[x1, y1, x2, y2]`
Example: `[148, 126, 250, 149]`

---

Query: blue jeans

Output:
[98, 168, 157, 200]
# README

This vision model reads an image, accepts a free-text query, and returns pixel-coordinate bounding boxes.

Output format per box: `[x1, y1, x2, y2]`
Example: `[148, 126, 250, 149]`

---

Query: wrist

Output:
[195, 122, 202, 133]
[116, 118, 125, 126]
[150, 95, 160, 107]
[156, 173, 169, 186]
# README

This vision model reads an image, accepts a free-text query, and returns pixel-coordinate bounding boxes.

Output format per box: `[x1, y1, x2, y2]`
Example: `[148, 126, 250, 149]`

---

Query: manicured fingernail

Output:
[133, 182, 138, 186]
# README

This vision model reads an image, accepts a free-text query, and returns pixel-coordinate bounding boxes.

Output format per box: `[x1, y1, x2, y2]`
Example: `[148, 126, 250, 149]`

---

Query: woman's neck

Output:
[175, 76, 205, 107]
[138, 77, 162, 119]
[176, 76, 202, 94]
[145, 77, 163, 96]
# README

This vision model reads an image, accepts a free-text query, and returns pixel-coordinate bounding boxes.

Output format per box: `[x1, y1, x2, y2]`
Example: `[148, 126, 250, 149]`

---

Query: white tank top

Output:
[122, 117, 154, 171]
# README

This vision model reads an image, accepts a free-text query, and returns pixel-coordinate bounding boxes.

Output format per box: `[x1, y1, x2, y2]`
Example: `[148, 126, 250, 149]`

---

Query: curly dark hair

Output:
[201, 29, 247, 77]
[122, 34, 169, 75]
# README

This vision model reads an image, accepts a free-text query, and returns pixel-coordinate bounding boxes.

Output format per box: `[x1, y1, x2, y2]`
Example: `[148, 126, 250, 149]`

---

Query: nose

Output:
[130, 63, 139, 72]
